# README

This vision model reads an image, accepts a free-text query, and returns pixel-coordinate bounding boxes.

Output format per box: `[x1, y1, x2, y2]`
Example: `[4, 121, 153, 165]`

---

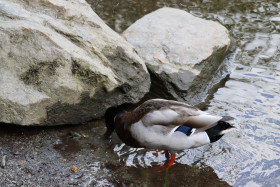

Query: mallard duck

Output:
[105, 99, 235, 168]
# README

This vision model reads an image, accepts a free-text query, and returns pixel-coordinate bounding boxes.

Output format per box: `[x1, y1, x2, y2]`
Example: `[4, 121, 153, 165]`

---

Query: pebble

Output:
[1, 155, 7, 168]
[70, 165, 78, 173]
[69, 132, 82, 139]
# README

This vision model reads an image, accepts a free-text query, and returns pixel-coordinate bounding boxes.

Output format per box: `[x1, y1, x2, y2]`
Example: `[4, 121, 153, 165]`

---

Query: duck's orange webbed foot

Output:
[153, 153, 176, 172]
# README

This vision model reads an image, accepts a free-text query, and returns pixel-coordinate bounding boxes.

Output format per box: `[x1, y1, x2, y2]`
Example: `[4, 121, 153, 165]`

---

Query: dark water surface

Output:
[87, 0, 280, 186]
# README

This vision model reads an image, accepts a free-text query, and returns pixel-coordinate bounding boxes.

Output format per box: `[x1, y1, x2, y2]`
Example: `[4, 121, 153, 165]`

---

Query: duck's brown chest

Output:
[114, 114, 144, 148]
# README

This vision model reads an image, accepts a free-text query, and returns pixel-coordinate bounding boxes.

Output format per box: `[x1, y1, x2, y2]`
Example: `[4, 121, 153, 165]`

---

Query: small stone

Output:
[13, 151, 20, 155]
[70, 166, 78, 173]
[1, 155, 7, 168]
[80, 133, 88, 138]
[69, 132, 82, 139]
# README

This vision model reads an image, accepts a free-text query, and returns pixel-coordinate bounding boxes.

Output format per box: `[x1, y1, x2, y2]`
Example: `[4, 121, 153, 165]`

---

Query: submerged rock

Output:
[123, 7, 231, 104]
[0, 0, 150, 126]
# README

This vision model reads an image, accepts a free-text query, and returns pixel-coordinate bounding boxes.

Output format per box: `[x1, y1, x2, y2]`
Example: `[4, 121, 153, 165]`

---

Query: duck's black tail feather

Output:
[206, 121, 235, 143]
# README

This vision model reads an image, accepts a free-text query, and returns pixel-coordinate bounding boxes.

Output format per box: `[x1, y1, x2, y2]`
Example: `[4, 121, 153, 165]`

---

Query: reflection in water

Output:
[86, 0, 280, 186]
[104, 161, 230, 187]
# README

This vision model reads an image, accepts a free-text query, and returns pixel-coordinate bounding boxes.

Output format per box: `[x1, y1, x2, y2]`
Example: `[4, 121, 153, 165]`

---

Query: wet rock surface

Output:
[0, 120, 230, 186]
[0, 0, 150, 126]
[123, 7, 231, 105]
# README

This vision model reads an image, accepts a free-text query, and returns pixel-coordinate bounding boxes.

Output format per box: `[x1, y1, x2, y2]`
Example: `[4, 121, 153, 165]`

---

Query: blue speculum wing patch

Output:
[175, 125, 193, 136]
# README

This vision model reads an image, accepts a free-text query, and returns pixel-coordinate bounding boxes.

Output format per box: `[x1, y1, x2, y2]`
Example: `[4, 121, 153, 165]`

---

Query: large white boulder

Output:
[0, 0, 150, 125]
[123, 7, 231, 104]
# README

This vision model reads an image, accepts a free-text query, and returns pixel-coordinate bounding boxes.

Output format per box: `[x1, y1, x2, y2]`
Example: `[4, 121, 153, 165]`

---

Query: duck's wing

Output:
[134, 99, 222, 130]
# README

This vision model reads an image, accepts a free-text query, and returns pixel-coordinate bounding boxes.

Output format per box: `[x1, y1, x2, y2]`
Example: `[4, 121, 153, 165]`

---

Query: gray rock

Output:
[0, 0, 150, 126]
[123, 7, 231, 105]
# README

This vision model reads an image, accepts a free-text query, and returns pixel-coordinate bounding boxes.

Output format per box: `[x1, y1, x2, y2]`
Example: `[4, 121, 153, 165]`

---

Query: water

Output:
[87, 0, 280, 186]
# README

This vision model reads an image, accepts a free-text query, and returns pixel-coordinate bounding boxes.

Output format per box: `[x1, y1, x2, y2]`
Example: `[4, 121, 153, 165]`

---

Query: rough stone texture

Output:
[0, 0, 150, 126]
[123, 7, 231, 105]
